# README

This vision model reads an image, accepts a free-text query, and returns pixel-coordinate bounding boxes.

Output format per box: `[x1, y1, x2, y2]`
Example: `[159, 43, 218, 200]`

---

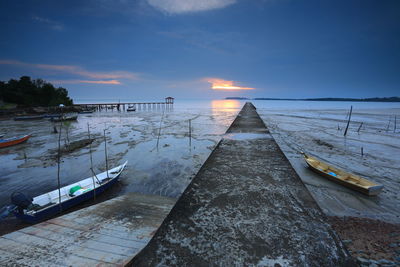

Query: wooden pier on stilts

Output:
[74, 97, 174, 112]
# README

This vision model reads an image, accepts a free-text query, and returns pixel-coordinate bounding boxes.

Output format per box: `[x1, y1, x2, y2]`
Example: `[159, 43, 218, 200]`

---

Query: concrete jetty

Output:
[131, 103, 354, 266]
[0, 193, 175, 266]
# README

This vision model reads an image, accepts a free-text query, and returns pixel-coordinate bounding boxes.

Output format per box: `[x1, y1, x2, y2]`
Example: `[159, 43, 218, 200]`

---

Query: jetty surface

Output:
[131, 102, 353, 266]
[0, 193, 175, 266]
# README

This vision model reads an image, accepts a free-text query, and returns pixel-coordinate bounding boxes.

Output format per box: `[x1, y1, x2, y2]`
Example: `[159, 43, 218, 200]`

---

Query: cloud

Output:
[147, 0, 236, 14]
[51, 80, 121, 85]
[32, 16, 64, 31]
[0, 59, 139, 85]
[205, 78, 255, 90]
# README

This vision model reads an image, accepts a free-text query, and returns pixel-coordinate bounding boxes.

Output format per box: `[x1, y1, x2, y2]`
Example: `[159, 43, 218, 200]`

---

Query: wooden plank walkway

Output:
[0, 193, 175, 266]
[131, 102, 354, 266]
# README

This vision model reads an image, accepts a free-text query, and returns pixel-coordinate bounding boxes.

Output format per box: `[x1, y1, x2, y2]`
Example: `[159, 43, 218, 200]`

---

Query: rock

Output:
[356, 257, 369, 265]
[389, 243, 398, 248]
[377, 259, 394, 265]
[342, 239, 352, 245]
[394, 256, 400, 262]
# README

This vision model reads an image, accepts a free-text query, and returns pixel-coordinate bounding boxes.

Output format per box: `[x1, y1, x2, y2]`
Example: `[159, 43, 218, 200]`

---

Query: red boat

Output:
[0, 135, 31, 148]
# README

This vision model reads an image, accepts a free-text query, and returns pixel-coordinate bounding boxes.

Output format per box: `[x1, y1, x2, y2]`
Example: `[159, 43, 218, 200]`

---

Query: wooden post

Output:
[156, 113, 164, 151]
[386, 116, 391, 132]
[394, 115, 397, 133]
[189, 119, 192, 147]
[88, 123, 96, 201]
[57, 122, 63, 214]
[344, 106, 352, 136]
[104, 129, 109, 179]
[361, 147, 364, 156]
[357, 122, 363, 134]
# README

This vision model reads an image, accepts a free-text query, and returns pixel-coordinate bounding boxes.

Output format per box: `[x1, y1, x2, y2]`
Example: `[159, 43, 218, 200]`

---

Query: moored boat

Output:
[79, 110, 94, 114]
[127, 105, 136, 112]
[0, 134, 31, 148]
[44, 114, 62, 118]
[50, 114, 78, 122]
[301, 152, 383, 196]
[14, 115, 44, 121]
[11, 161, 128, 223]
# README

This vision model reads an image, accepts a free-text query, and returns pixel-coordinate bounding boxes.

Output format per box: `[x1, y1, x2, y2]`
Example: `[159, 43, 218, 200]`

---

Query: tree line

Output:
[0, 76, 73, 107]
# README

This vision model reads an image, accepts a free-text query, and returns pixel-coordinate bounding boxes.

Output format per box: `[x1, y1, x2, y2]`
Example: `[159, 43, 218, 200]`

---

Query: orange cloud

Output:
[51, 80, 121, 85]
[0, 59, 139, 85]
[205, 78, 255, 90]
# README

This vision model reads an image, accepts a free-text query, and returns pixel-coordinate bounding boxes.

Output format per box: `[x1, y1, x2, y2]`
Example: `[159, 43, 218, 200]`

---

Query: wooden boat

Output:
[44, 114, 62, 118]
[11, 161, 128, 223]
[79, 110, 94, 114]
[14, 115, 44, 121]
[127, 105, 136, 112]
[301, 153, 383, 196]
[0, 134, 31, 148]
[50, 114, 78, 122]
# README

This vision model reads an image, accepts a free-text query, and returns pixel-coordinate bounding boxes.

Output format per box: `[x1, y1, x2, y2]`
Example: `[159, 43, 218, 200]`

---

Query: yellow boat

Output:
[301, 152, 383, 196]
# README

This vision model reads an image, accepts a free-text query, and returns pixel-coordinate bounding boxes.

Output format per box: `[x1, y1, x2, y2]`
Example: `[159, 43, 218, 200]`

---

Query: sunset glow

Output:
[51, 79, 121, 85]
[207, 78, 254, 90]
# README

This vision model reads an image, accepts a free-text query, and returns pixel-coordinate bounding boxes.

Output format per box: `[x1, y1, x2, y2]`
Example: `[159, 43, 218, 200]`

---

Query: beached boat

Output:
[44, 114, 62, 118]
[301, 153, 383, 196]
[79, 110, 94, 114]
[11, 161, 128, 223]
[50, 114, 78, 122]
[14, 115, 44, 121]
[0, 134, 31, 148]
[127, 105, 136, 112]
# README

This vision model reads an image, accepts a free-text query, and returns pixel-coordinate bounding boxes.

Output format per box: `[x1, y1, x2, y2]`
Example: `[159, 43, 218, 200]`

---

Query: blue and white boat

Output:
[11, 161, 128, 224]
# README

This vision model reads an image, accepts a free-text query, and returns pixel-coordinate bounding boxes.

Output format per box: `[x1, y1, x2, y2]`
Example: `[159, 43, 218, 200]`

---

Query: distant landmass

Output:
[225, 97, 250, 100]
[226, 97, 400, 102]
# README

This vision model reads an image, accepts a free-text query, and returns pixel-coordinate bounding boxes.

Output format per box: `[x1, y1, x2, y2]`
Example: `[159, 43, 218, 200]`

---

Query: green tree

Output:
[0, 76, 73, 107]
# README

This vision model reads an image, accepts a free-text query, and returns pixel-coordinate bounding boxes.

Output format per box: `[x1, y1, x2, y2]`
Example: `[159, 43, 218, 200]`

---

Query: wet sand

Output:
[329, 216, 400, 262]
[0, 103, 240, 234]
[257, 103, 400, 264]
[258, 106, 400, 224]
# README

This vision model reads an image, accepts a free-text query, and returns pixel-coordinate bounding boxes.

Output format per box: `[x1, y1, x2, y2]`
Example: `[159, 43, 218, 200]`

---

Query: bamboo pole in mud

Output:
[87, 123, 96, 201]
[189, 119, 192, 147]
[104, 129, 109, 179]
[394, 115, 397, 133]
[386, 115, 391, 132]
[344, 105, 352, 136]
[156, 112, 164, 151]
[57, 122, 62, 214]
[357, 122, 363, 134]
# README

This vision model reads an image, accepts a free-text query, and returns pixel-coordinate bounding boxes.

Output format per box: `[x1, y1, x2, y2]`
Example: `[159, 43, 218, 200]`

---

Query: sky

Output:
[0, 0, 399, 101]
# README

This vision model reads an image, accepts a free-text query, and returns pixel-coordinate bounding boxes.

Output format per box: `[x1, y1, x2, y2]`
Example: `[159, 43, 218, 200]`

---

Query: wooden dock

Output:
[74, 97, 174, 112]
[131, 102, 354, 266]
[0, 193, 175, 266]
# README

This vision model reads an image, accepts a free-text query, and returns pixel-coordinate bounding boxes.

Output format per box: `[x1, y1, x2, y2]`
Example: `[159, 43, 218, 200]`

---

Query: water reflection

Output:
[211, 100, 241, 110]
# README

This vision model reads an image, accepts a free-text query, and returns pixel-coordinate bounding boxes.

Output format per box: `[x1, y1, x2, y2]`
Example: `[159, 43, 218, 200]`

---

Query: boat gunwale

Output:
[25, 161, 128, 215]
[302, 153, 383, 196]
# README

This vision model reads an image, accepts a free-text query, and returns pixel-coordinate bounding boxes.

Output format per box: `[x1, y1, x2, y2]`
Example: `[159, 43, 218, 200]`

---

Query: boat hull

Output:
[0, 135, 31, 148]
[303, 154, 383, 196]
[14, 115, 44, 121]
[50, 115, 78, 122]
[13, 172, 121, 224]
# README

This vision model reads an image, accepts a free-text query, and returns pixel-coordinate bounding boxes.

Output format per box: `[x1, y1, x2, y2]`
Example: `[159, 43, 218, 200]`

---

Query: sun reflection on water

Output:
[211, 100, 241, 110]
